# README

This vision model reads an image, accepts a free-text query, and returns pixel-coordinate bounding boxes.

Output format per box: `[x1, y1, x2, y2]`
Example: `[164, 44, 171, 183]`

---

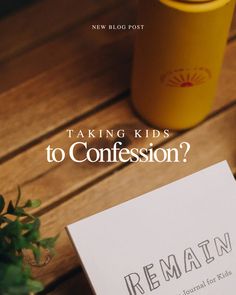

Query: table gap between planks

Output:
[0, 0, 236, 294]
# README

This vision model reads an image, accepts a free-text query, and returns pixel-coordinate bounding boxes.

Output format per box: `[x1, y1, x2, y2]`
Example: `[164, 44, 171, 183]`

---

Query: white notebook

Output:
[67, 161, 236, 295]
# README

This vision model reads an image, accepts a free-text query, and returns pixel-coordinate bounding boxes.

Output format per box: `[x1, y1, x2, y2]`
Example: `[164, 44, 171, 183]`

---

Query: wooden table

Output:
[0, 0, 236, 294]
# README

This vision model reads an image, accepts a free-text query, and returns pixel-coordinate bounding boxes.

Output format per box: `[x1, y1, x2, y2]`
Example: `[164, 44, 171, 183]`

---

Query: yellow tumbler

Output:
[131, 0, 235, 130]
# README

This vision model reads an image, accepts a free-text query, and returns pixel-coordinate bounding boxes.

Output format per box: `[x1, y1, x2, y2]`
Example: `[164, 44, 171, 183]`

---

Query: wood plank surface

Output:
[230, 8, 236, 38]
[0, 36, 133, 161]
[0, 3, 234, 95]
[32, 103, 236, 286]
[0, 1, 136, 162]
[0, 39, 236, 210]
[47, 270, 93, 295]
[0, 2, 235, 293]
[0, 0, 124, 62]
[0, 0, 234, 64]
[0, 2, 135, 94]
[0, 99, 172, 206]
[0, 5, 235, 162]
[47, 271, 93, 295]
[0, 0, 35, 19]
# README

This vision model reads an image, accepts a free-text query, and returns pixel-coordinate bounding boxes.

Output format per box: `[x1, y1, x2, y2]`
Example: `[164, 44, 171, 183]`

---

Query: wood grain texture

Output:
[0, 99, 174, 209]
[31, 103, 236, 286]
[0, 0, 36, 18]
[0, 4, 234, 161]
[0, 0, 234, 64]
[0, 2, 234, 95]
[0, 2, 235, 293]
[0, 19, 235, 161]
[216, 41, 236, 105]
[0, 36, 133, 160]
[0, 0, 124, 62]
[0, 2, 135, 94]
[1, 39, 236, 209]
[230, 8, 236, 38]
[47, 271, 93, 295]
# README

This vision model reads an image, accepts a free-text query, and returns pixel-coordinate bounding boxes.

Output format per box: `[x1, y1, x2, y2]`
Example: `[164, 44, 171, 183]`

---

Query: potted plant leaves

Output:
[0, 188, 58, 295]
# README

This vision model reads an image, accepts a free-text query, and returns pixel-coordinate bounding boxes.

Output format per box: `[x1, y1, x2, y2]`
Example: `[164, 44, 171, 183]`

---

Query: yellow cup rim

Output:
[160, 0, 233, 12]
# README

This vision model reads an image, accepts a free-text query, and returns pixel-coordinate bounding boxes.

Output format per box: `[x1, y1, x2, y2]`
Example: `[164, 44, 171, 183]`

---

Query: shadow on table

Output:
[47, 269, 94, 295]
[0, 0, 38, 18]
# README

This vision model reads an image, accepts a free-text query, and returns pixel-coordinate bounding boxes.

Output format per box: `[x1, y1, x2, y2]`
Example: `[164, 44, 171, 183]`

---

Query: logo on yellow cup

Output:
[161, 67, 212, 88]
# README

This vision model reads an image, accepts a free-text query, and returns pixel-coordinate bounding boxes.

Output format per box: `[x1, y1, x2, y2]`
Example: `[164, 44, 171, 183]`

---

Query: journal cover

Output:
[68, 161, 236, 295]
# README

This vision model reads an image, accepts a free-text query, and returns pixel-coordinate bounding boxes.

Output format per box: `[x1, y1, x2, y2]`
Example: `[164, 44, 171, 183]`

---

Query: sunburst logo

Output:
[161, 67, 212, 88]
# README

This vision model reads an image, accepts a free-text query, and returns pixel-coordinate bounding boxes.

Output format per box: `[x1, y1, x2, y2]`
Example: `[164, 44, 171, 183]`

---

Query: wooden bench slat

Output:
[0, 0, 124, 62]
[31, 103, 236, 286]
[1, 39, 236, 208]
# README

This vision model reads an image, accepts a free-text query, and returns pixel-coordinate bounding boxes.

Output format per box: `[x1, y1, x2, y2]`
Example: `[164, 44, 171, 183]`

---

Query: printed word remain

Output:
[124, 233, 232, 295]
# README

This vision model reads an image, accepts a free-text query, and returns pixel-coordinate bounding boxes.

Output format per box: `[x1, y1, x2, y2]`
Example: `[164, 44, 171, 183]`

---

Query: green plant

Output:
[0, 188, 58, 295]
